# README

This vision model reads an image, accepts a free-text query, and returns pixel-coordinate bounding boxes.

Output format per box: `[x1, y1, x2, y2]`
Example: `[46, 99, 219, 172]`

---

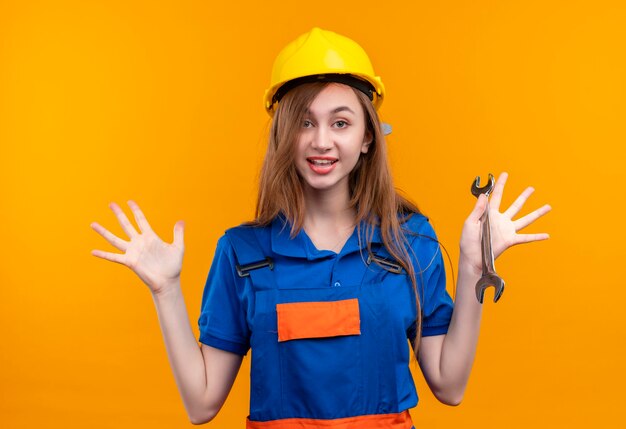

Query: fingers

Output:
[513, 204, 552, 231]
[514, 232, 550, 245]
[488, 172, 508, 211]
[91, 249, 126, 265]
[503, 186, 535, 219]
[467, 194, 488, 224]
[173, 220, 185, 248]
[128, 200, 153, 234]
[90, 222, 128, 251]
[109, 202, 139, 238]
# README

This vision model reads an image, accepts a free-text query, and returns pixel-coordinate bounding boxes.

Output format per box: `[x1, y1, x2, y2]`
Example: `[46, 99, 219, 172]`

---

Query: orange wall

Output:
[1, 0, 624, 427]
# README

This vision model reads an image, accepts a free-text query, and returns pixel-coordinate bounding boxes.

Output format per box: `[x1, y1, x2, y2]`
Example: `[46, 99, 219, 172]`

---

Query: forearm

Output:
[421, 258, 483, 404]
[443, 259, 483, 384]
[151, 281, 213, 422]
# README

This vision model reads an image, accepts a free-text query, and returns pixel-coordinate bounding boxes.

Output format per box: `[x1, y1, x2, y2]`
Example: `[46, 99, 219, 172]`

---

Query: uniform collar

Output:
[270, 217, 309, 259]
[270, 216, 384, 260]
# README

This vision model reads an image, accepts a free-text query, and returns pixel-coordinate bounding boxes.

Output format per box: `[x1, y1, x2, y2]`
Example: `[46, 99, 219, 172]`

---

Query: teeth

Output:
[310, 159, 334, 166]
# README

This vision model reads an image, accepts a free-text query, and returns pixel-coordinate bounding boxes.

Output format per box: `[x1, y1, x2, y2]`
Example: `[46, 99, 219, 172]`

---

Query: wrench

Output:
[471, 174, 505, 303]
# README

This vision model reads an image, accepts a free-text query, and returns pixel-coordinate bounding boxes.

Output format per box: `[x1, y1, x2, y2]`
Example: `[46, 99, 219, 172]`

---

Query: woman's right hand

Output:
[91, 201, 185, 296]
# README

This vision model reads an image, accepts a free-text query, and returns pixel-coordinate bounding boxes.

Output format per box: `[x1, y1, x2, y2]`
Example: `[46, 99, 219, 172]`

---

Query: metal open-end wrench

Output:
[471, 174, 505, 303]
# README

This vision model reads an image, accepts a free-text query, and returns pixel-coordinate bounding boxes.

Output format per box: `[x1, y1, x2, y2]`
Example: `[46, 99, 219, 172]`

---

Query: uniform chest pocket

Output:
[276, 297, 363, 418]
[277, 298, 361, 341]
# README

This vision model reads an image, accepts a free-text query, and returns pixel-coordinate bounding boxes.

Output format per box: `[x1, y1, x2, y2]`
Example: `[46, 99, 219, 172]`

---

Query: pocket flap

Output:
[276, 298, 361, 342]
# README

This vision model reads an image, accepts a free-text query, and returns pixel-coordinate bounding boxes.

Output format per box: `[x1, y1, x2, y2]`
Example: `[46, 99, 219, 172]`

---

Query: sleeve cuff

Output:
[421, 324, 450, 337]
[199, 332, 250, 356]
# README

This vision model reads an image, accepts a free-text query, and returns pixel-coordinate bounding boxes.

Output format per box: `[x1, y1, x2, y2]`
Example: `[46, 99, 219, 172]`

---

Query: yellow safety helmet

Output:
[264, 27, 385, 116]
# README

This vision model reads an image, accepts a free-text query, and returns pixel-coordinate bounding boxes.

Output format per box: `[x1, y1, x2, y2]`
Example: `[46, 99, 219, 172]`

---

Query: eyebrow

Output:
[305, 106, 356, 115]
[332, 106, 355, 114]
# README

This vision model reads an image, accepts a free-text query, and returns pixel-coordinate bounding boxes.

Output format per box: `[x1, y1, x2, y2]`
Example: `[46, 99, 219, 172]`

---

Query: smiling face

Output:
[295, 83, 371, 199]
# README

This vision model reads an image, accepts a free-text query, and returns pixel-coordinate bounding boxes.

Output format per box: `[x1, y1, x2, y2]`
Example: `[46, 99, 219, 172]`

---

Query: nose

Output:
[311, 126, 333, 151]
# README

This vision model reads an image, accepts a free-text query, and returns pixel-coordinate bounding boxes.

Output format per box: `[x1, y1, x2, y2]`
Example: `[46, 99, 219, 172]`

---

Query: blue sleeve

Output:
[198, 235, 251, 356]
[407, 217, 454, 338]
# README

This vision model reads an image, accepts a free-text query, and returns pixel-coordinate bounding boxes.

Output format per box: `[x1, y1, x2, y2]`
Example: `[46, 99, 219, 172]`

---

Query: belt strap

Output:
[246, 410, 413, 429]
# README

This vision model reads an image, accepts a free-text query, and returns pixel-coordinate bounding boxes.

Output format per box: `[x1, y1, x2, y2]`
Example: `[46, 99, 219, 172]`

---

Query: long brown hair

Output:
[253, 82, 426, 353]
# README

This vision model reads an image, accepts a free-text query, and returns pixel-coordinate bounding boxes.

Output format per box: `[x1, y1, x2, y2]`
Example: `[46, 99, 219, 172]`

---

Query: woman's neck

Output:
[302, 183, 354, 224]
[302, 185, 356, 252]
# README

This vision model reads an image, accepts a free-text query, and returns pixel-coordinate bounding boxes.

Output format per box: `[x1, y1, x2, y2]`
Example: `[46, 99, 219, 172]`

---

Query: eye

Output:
[303, 119, 313, 128]
[334, 120, 348, 128]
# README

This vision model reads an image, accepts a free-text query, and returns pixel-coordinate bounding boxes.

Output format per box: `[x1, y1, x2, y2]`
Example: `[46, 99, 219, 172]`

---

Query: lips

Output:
[306, 157, 338, 174]
[308, 158, 336, 166]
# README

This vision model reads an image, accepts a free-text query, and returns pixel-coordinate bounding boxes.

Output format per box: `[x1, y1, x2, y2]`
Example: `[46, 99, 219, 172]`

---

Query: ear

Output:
[361, 130, 373, 154]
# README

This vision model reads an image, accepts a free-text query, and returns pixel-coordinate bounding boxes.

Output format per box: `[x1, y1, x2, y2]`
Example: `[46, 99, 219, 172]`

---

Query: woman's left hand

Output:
[460, 172, 551, 275]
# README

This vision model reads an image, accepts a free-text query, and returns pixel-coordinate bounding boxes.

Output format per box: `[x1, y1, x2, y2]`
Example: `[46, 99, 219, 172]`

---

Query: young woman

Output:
[91, 28, 550, 428]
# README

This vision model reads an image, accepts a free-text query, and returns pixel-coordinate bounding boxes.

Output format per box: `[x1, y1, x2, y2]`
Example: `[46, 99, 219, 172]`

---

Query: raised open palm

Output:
[460, 172, 551, 275]
[91, 201, 185, 295]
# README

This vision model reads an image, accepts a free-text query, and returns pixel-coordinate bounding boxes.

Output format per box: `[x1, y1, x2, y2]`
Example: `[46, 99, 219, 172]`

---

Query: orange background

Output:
[1, 0, 624, 427]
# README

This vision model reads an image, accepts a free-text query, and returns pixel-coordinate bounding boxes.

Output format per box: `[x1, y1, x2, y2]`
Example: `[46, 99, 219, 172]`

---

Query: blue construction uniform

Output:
[198, 213, 454, 427]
